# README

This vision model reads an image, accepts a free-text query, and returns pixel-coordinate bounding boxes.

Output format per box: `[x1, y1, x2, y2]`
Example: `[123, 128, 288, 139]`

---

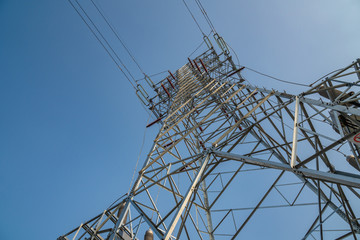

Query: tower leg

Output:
[163, 153, 211, 240]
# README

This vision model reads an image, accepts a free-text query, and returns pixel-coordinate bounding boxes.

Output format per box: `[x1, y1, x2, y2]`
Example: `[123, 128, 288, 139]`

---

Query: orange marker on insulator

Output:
[199, 59, 208, 73]
[179, 165, 187, 171]
[235, 120, 243, 131]
[163, 141, 174, 148]
[227, 67, 245, 77]
[188, 58, 195, 68]
[162, 84, 171, 98]
[199, 141, 206, 150]
[193, 60, 202, 73]
[146, 116, 163, 128]
[168, 71, 176, 80]
[221, 107, 229, 118]
[167, 77, 175, 89]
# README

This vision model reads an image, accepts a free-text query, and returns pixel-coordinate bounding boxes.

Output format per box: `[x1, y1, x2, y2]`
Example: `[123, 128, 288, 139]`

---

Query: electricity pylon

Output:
[59, 36, 360, 240]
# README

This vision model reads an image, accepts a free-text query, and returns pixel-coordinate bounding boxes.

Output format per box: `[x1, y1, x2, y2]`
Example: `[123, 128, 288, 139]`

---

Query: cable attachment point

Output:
[214, 33, 230, 55]
[203, 35, 213, 49]
[136, 84, 150, 106]
[144, 74, 155, 88]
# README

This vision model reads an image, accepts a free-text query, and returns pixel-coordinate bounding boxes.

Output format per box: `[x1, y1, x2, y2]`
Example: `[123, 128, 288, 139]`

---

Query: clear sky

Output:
[0, 0, 359, 239]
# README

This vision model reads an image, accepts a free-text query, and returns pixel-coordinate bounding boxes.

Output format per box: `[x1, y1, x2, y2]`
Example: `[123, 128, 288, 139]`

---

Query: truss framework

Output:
[60, 44, 360, 240]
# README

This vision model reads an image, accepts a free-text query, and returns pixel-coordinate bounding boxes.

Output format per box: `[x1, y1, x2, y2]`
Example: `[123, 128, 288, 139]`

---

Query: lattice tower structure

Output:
[59, 46, 360, 240]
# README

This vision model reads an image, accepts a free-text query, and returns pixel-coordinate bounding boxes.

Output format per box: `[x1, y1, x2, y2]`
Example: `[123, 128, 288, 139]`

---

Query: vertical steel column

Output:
[291, 96, 300, 168]
[200, 179, 215, 240]
[163, 153, 211, 240]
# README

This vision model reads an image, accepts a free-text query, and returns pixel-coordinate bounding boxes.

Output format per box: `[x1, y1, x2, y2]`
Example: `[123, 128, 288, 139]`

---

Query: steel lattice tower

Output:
[59, 37, 360, 239]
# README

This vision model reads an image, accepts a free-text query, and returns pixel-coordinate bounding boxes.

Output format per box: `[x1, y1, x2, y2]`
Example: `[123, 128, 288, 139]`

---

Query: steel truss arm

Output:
[212, 150, 360, 189]
[212, 150, 360, 235]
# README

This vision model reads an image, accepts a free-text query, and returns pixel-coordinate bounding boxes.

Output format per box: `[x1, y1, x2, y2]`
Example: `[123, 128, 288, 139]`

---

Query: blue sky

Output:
[0, 0, 359, 239]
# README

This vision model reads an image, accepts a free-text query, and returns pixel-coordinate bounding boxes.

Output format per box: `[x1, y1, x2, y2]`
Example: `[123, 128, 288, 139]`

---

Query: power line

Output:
[182, 0, 206, 36]
[127, 113, 151, 195]
[135, 70, 169, 82]
[183, 1, 308, 88]
[227, 34, 346, 89]
[188, 39, 205, 57]
[74, 0, 136, 82]
[90, 0, 147, 76]
[227, 42, 241, 66]
[67, 0, 136, 89]
[106, 193, 128, 210]
[244, 66, 310, 87]
[188, 30, 213, 57]
[194, 0, 216, 33]
[309, 68, 345, 87]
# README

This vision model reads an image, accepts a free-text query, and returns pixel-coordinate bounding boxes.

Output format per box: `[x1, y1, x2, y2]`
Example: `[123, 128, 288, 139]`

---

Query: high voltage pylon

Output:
[59, 32, 360, 239]
[62, 1, 360, 238]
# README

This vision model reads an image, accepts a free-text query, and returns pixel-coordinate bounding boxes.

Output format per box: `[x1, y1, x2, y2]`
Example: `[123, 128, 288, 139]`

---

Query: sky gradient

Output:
[0, 0, 359, 239]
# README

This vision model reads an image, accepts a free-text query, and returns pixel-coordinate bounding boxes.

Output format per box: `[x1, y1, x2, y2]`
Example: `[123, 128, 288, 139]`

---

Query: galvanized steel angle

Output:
[213, 91, 273, 146]
[162, 79, 217, 125]
[143, 90, 233, 171]
[137, 157, 205, 196]
[130, 201, 164, 239]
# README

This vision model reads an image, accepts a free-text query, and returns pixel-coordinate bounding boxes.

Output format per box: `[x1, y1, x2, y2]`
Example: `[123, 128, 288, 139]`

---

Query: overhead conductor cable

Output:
[67, 0, 136, 89]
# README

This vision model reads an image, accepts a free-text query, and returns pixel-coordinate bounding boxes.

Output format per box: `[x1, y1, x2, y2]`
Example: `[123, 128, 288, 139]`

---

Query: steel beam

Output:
[213, 150, 360, 189]
[291, 96, 300, 168]
[163, 153, 211, 240]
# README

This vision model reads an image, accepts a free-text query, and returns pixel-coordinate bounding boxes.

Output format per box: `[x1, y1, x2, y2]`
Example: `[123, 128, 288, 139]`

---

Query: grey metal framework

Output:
[59, 38, 360, 239]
